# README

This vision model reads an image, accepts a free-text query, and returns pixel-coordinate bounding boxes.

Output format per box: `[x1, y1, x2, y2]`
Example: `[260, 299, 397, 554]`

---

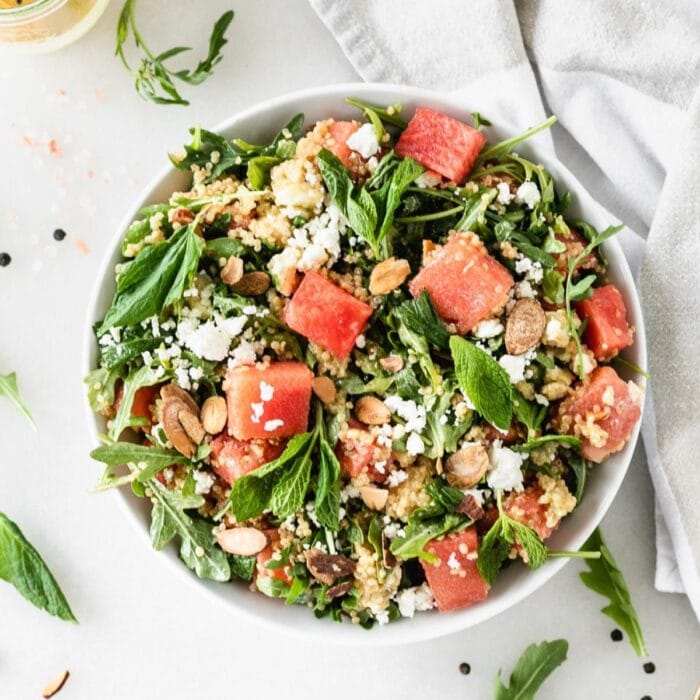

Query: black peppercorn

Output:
[53, 228, 67, 241]
[643, 662, 656, 674]
[610, 629, 623, 642]
[0, 252, 11, 267]
[459, 662, 471, 675]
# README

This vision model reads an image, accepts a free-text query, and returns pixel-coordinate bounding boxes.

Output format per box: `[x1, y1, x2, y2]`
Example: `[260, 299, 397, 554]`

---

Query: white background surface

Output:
[0, 1, 698, 698]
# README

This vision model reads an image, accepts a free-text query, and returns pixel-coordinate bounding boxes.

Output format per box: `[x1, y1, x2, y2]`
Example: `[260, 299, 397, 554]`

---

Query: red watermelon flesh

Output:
[395, 107, 486, 184]
[223, 361, 312, 441]
[555, 366, 641, 463]
[257, 529, 293, 585]
[502, 486, 554, 540]
[336, 420, 393, 483]
[325, 121, 360, 169]
[408, 232, 513, 334]
[284, 271, 373, 359]
[575, 284, 633, 361]
[421, 528, 489, 612]
[554, 228, 597, 276]
[210, 434, 285, 485]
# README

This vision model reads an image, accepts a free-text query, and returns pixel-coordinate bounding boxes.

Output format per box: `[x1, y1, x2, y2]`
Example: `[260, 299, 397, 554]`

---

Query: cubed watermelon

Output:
[555, 366, 641, 462]
[210, 434, 285, 485]
[113, 383, 160, 426]
[408, 232, 513, 334]
[223, 361, 313, 441]
[421, 528, 489, 612]
[336, 420, 392, 483]
[256, 528, 293, 585]
[395, 107, 486, 184]
[325, 120, 360, 169]
[284, 271, 373, 359]
[575, 284, 633, 361]
[502, 486, 553, 540]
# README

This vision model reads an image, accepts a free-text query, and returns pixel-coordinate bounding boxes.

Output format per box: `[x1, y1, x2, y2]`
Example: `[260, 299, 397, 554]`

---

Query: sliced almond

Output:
[354, 396, 391, 425]
[201, 396, 228, 434]
[457, 493, 485, 520]
[220, 255, 244, 286]
[369, 257, 411, 295]
[216, 527, 268, 556]
[445, 445, 489, 489]
[359, 485, 389, 511]
[312, 376, 337, 405]
[231, 271, 271, 296]
[304, 550, 355, 585]
[505, 298, 546, 355]
[379, 355, 404, 373]
[42, 670, 70, 699]
[162, 399, 196, 458]
[178, 410, 205, 445]
[160, 383, 200, 416]
[326, 580, 353, 599]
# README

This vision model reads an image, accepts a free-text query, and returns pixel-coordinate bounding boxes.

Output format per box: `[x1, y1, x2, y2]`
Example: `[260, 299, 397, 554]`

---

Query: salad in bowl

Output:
[85, 93, 643, 630]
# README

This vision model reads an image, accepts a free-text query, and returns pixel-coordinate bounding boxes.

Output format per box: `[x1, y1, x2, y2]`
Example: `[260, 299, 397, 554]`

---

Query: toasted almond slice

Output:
[312, 376, 337, 405]
[304, 550, 355, 585]
[160, 383, 200, 416]
[201, 396, 228, 434]
[231, 271, 271, 296]
[379, 355, 404, 373]
[369, 257, 411, 296]
[216, 527, 268, 556]
[42, 670, 70, 699]
[445, 445, 489, 489]
[354, 396, 391, 425]
[326, 580, 353, 600]
[457, 493, 485, 520]
[220, 256, 244, 286]
[359, 485, 389, 511]
[178, 410, 205, 445]
[505, 298, 546, 355]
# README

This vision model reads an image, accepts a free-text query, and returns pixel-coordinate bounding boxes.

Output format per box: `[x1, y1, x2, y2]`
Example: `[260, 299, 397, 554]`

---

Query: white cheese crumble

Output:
[264, 419, 284, 432]
[447, 551, 461, 571]
[386, 469, 408, 488]
[473, 318, 504, 339]
[193, 470, 215, 495]
[250, 402, 264, 424]
[499, 349, 536, 383]
[346, 123, 380, 158]
[515, 180, 541, 209]
[496, 182, 514, 204]
[406, 432, 425, 456]
[395, 584, 435, 618]
[259, 381, 275, 402]
[487, 441, 527, 492]
[383, 395, 427, 433]
[414, 170, 443, 189]
[514, 256, 543, 283]
[228, 339, 257, 367]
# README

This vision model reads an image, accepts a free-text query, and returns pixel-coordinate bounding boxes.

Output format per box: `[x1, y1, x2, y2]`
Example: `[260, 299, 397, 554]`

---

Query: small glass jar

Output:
[0, 0, 110, 53]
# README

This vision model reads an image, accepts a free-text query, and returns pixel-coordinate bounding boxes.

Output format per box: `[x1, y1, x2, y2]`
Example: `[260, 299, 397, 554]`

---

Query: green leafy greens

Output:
[494, 639, 568, 700]
[0, 372, 36, 430]
[116, 1, 234, 106]
[0, 512, 77, 622]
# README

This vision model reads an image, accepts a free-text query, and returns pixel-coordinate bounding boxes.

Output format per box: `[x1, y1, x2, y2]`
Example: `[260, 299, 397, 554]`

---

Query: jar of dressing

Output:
[0, 0, 110, 53]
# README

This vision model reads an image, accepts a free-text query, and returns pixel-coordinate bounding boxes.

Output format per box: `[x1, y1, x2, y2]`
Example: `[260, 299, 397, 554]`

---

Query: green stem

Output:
[395, 205, 463, 223]
[548, 550, 602, 560]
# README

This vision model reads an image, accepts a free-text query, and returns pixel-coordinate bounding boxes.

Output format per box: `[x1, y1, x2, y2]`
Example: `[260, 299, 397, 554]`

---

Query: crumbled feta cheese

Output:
[447, 552, 461, 571]
[374, 460, 387, 475]
[462, 487, 489, 506]
[175, 366, 191, 390]
[387, 469, 408, 488]
[260, 381, 275, 402]
[515, 256, 544, 283]
[473, 318, 504, 339]
[515, 180, 541, 209]
[264, 419, 284, 432]
[499, 349, 536, 384]
[355, 334, 366, 349]
[340, 483, 361, 503]
[193, 470, 215, 495]
[487, 441, 527, 492]
[251, 402, 264, 424]
[383, 395, 427, 433]
[514, 280, 536, 298]
[496, 182, 514, 205]
[346, 123, 380, 158]
[414, 170, 443, 189]
[395, 584, 435, 618]
[535, 393, 550, 406]
[406, 432, 425, 456]
[229, 339, 257, 367]
[375, 610, 390, 626]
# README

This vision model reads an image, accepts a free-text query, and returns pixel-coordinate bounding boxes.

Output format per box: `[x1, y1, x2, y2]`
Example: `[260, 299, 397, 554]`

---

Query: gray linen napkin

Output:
[309, 0, 700, 616]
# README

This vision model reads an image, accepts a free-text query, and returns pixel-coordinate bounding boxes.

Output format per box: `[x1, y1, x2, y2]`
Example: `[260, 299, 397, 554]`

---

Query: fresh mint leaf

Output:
[0, 372, 36, 430]
[566, 453, 588, 503]
[579, 528, 648, 656]
[269, 439, 314, 519]
[0, 512, 77, 622]
[450, 336, 513, 431]
[390, 511, 468, 563]
[315, 437, 341, 530]
[512, 393, 546, 438]
[494, 639, 568, 700]
[377, 156, 424, 240]
[393, 291, 450, 350]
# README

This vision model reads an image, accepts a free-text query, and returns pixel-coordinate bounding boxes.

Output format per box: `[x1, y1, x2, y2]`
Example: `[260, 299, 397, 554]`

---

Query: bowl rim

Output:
[81, 81, 647, 646]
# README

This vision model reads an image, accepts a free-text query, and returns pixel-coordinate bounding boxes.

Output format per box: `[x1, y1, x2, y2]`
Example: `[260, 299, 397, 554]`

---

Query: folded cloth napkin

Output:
[309, 0, 700, 616]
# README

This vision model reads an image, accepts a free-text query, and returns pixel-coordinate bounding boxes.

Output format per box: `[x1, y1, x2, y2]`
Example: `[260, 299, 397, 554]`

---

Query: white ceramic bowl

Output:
[82, 83, 646, 646]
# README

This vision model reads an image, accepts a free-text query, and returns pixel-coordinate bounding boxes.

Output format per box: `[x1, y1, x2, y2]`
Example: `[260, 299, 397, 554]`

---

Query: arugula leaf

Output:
[390, 510, 468, 563]
[424, 479, 465, 512]
[0, 372, 36, 430]
[511, 434, 581, 452]
[376, 156, 424, 240]
[393, 291, 450, 350]
[450, 337, 513, 431]
[230, 554, 256, 582]
[109, 365, 161, 440]
[566, 452, 588, 503]
[116, 1, 234, 106]
[345, 97, 407, 128]
[478, 115, 558, 163]
[423, 377, 473, 460]
[84, 366, 122, 414]
[0, 512, 77, 622]
[542, 269, 564, 304]
[494, 639, 568, 700]
[579, 528, 648, 656]
[315, 436, 341, 530]
[99, 335, 161, 371]
[90, 443, 183, 482]
[510, 233, 556, 269]
[512, 393, 546, 438]
[100, 225, 203, 333]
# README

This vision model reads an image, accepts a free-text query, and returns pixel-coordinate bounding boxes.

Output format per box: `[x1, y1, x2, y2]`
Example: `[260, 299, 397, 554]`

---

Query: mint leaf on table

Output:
[0, 512, 77, 623]
[450, 336, 513, 431]
[494, 639, 568, 700]
[0, 372, 36, 430]
[579, 528, 648, 657]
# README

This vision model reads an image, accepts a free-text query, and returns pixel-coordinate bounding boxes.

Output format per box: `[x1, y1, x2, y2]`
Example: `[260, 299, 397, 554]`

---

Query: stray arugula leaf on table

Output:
[579, 528, 648, 657]
[0, 372, 36, 430]
[116, 0, 234, 106]
[494, 639, 568, 700]
[0, 512, 77, 623]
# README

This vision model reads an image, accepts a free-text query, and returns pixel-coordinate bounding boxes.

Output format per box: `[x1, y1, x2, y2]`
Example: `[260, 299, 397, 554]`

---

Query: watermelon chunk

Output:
[408, 232, 513, 334]
[554, 228, 597, 276]
[210, 434, 285, 485]
[395, 107, 486, 184]
[421, 528, 489, 612]
[502, 486, 553, 540]
[284, 271, 373, 359]
[575, 284, 633, 361]
[113, 383, 160, 427]
[257, 528, 293, 585]
[336, 420, 392, 483]
[325, 121, 360, 169]
[223, 361, 313, 441]
[555, 366, 641, 462]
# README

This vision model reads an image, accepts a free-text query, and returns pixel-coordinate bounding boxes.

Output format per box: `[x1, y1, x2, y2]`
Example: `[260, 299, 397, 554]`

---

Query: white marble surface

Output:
[0, 1, 698, 698]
